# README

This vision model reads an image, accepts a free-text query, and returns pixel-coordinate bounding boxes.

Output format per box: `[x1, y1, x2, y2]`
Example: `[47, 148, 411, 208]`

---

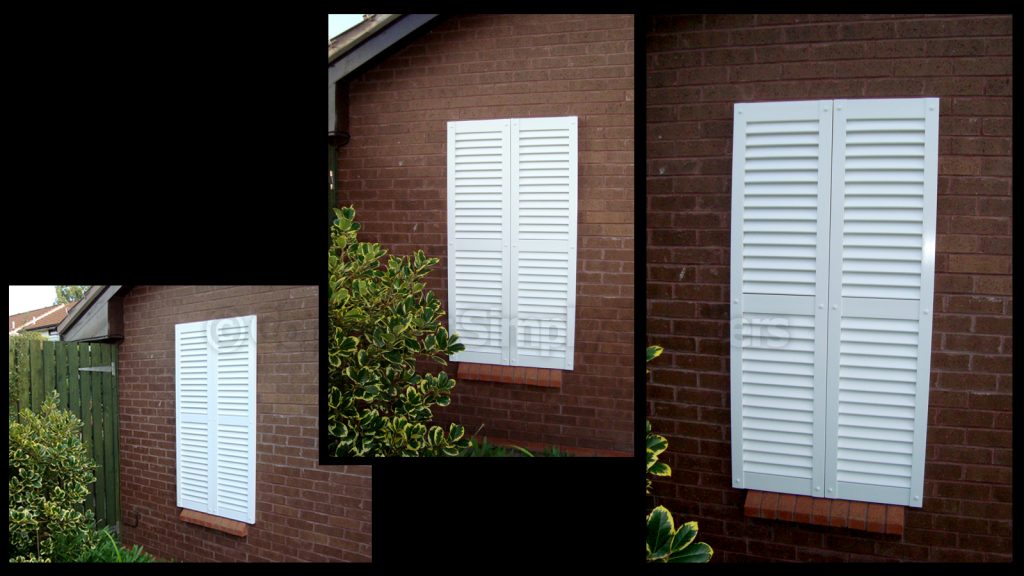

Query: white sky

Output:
[329, 14, 363, 41]
[9, 286, 57, 315]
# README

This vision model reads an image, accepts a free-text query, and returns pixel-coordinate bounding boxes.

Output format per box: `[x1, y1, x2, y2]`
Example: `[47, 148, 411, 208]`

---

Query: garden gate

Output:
[9, 338, 120, 531]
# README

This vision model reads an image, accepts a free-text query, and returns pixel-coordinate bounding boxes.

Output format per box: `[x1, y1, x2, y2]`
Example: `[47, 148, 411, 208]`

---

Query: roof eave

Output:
[56, 285, 131, 342]
[328, 14, 441, 135]
[328, 14, 403, 66]
[56, 285, 107, 335]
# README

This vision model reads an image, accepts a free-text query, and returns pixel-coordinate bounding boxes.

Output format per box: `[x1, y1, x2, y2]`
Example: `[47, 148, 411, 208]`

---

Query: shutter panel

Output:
[730, 101, 832, 498]
[212, 315, 257, 523]
[176, 315, 257, 523]
[176, 320, 212, 513]
[448, 119, 511, 365]
[510, 116, 578, 369]
[825, 98, 938, 507]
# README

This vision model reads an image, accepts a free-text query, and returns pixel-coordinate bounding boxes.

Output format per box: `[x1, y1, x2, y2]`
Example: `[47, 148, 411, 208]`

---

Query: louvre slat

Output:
[740, 371, 814, 389]
[742, 405, 814, 424]
[743, 424, 814, 443]
[836, 470, 912, 488]
[744, 451, 814, 469]
[745, 440, 814, 457]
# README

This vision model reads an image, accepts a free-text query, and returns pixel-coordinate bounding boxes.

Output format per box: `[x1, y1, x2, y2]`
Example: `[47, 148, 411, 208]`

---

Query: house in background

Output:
[647, 14, 1011, 562]
[8, 302, 74, 340]
[58, 285, 372, 562]
[329, 14, 636, 456]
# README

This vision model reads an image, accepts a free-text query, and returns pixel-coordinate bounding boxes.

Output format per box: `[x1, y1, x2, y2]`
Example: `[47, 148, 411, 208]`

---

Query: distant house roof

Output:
[8, 302, 74, 334]
[328, 14, 441, 133]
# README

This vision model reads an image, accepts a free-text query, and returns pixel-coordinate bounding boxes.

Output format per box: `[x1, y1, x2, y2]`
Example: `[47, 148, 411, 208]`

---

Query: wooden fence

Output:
[8, 338, 120, 530]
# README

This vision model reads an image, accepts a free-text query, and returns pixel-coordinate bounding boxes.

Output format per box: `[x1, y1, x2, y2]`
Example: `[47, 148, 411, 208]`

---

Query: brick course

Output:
[338, 14, 635, 453]
[647, 14, 1011, 562]
[118, 286, 371, 562]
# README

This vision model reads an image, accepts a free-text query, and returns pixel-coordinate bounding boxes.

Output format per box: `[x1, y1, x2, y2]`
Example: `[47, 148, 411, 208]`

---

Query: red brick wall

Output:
[118, 286, 372, 562]
[647, 14, 1011, 561]
[338, 14, 635, 453]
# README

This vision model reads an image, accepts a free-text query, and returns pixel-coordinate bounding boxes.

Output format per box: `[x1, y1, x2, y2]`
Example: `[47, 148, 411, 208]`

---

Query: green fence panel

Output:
[8, 340, 119, 530]
[17, 339, 31, 414]
[29, 340, 44, 412]
[78, 343, 96, 516]
[54, 342, 68, 411]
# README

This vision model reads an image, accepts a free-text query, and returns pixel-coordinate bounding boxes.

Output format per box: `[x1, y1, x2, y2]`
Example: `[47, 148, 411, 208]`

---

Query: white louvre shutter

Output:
[510, 116, 578, 370]
[825, 98, 938, 507]
[212, 315, 257, 522]
[447, 119, 511, 365]
[176, 321, 212, 512]
[176, 315, 257, 523]
[730, 101, 832, 498]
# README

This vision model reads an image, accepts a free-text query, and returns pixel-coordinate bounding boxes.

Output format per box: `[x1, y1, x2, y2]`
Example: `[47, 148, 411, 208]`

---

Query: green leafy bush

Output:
[646, 345, 712, 563]
[9, 390, 97, 562]
[77, 527, 155, 563]
[646, 420, 671, 494]
[10, 331, 47, 342]
[647, 506, 713, 563]
[327, 206, 469, 457]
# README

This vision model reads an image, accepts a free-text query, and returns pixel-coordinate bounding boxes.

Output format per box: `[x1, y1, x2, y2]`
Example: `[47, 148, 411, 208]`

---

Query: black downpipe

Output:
[328, 82, 351, 231]
[328, 133, 350, 226]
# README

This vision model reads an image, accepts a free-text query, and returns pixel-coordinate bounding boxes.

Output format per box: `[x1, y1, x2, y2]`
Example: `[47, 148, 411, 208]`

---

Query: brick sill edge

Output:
[744, 490, 905, 536]
[179, 509, 249, 538]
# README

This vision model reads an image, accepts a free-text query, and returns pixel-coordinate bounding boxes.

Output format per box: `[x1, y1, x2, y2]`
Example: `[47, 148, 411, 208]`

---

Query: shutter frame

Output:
[176, 315, 257, 523]
[447, 116, 578, 370]
[511, 115, 578, 370]
[448, 119, 511, 365]
[176, 320, 212, 513]
[731, 98, 938, 507]
[730, 100, 833, 498]
[825, 98, 938, 507]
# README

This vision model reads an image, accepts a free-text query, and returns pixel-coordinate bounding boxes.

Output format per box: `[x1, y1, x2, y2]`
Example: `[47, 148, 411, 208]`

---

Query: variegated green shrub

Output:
[9, 391, 97, 562]
[327, 206, 469, 457]
[646, 420, 671, 494]
[646, 505, 713, 563]
[646, 345, 712, 563]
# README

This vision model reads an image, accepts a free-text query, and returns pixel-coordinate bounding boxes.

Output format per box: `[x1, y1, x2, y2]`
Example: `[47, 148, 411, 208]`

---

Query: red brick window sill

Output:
[457, 363, 562, 388]
[744, 490, 904, 536]
[179, 509, 248, 537]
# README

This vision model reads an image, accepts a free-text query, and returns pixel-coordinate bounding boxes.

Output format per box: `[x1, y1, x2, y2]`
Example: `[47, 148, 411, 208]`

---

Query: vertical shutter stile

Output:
[730, 101, 832, 498]
[448, 119, 511, 365]
[826, 98, 938, 507]
[511, 116, 578, 370]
